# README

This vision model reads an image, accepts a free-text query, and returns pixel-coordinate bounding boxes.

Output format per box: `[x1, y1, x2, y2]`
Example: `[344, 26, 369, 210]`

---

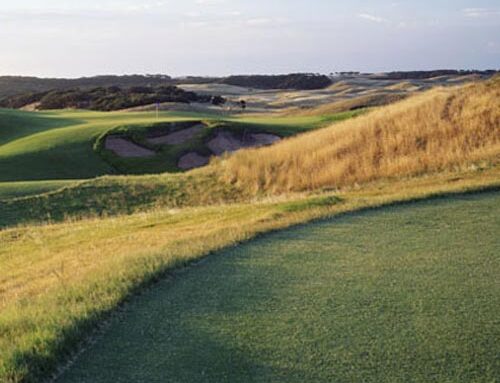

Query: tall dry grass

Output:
[220, 77, 500, 194]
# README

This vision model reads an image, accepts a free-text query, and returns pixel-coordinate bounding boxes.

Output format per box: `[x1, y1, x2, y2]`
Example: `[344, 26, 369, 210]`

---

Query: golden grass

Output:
[384, 81, 421, 92]
[221, 78, 500, 194]
[1, 166, 499, 382]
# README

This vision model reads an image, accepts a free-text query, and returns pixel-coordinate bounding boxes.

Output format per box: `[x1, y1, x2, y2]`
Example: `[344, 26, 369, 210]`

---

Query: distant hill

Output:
[222, 73, 332, 90]
[0, 73, 334, 101]
[0, 85, 224, 111]
[371, 70, 498, 80]
[0, 75, 173, 98]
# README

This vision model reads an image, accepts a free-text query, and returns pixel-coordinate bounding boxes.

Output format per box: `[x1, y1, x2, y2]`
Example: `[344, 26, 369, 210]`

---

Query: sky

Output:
[1, 0, 499, 78]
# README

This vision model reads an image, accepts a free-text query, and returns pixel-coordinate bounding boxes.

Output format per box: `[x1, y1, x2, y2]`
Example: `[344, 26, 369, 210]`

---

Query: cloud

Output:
[486, 41, 500, 53]
[195, 0, 226, 5]
[246, 18, 272, 26]
[462, 8, 500, 18]
[1, 1, 170, 18]
[358, 13, 387, 23]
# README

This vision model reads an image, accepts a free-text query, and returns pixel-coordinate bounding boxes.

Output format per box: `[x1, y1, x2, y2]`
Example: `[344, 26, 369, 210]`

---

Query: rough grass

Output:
[0, 170, 247, 228]
[56, 191, 500, 383]
[1, 170, 499, 383]
[221, 77, 500, 193]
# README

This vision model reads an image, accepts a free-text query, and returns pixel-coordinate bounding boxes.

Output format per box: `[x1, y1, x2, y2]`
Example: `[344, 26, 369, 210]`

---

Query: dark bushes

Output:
[222, 73, 332, 90]
[0, 86, 225, 111]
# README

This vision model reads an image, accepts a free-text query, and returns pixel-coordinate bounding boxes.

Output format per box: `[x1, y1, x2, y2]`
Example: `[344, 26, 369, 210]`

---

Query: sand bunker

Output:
[105, 136, 155, 158]
[178, 152, 209, 170]
[146, 125, 203, 145]
[207, 131, 280, 155]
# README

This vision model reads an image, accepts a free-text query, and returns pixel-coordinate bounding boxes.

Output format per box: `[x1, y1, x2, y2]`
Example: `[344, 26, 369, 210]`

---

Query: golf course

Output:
[0, 71, 499, 383]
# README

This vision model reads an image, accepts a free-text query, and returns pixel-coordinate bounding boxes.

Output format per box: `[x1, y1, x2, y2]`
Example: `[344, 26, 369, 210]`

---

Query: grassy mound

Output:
[1, 79, 498, 228]
[0, 109, 81, 145]
[0, 180, 75, 200]
[0, 112, 360, 228]
[222, 77, 500, 193]
[0, 109, 334, 182]
[94, 118, 324, 175]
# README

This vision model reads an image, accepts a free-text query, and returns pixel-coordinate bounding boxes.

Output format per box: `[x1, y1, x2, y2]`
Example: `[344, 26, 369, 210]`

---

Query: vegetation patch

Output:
[0, 86, 225, 111]
[222, 73, 332, 90]
[0, 180, 76, 200]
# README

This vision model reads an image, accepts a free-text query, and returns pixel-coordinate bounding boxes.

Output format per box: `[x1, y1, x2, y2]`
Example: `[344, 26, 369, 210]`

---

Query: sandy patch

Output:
[208, 131, 280, 155]
[178, 152, 209, 170]
[207, 131, 244, 155]
[20, 102, 41, 111]
[146, 125, 203, 145]
[105, 136, 155, 158]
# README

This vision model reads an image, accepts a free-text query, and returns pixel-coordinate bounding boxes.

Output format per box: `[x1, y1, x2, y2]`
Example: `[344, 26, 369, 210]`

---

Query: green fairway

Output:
[57, 192, 500, 383]
[0, 108, 351, 182]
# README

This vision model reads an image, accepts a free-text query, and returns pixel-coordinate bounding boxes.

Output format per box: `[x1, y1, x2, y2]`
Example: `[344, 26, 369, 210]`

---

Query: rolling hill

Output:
[0, 108, 351, 183]
[222, 76, 500, 193]
[0, 76, 499, 383]
[1, 76, 497, 227]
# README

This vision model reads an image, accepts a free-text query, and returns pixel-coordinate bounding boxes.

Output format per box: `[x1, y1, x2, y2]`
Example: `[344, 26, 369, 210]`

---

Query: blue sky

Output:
[1, 0, 499, 77]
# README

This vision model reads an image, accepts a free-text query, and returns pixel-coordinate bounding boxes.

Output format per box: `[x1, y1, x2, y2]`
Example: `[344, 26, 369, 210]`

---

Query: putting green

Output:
[57, 192, 500, 383]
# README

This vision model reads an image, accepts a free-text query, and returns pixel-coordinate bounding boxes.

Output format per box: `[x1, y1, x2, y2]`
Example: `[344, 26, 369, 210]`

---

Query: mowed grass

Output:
[2, 170, 498, 383]
[57, 191, 500, 383]
[0, 108, 338, 182]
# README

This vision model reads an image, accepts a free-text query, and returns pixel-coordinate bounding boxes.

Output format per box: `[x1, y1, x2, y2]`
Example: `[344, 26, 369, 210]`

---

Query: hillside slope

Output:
[221, 77, 500, 193]
[0, 109, 332, 182]
[1, 78, 498, 228]
[0, 75, 173, 98]
[1, 78, 499, 383]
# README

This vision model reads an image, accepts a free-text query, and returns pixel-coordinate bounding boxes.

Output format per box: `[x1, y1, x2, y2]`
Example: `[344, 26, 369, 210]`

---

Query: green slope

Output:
[0, 110, 199, 181]
[0, 109, 83, 145]
[57, 192, 500, 383]
[0, 180, 75, 200]
[0, 108, 352, 182]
